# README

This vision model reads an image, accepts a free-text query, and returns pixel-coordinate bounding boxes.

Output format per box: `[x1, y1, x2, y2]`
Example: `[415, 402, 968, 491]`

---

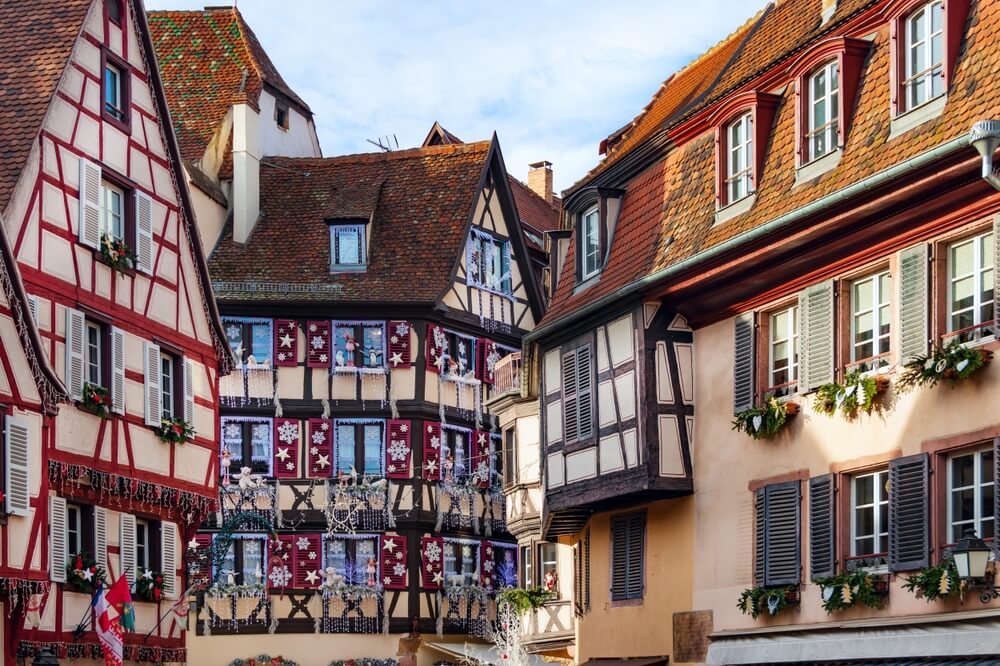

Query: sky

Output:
[145, 0, 768, 192]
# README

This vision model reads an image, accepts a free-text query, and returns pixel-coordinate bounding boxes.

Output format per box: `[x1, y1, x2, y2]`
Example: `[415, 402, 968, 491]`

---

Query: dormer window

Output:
[107, 0, 123, 26]
[101, 49, 130, 131]
[467, 229, 512, 295]
[275, 101, 290, 130]
[903, 1, 944, 110]
[726, 112, 754, 203]
[329, 222, 367, 272]
[563, 186, 623, 287]
[806, 61, 839, 162]
[580, 206, 601, 280]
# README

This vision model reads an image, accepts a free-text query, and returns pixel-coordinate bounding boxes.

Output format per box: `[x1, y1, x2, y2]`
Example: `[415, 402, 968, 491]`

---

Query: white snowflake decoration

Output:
[297, 537, 312, 551]
[277, 352, 287, 362]
[277, 422, 298, 444]
[226, 325, 241, 338]
[424, 541, 442, 563]
[310, 446, 319, 455]
[312, 431, 326, 444]
[311, 335, 325, 350]
[393, 563, 406, 576]
[390, 335, 399, 345]
[388, 439, 410, 462]
[309, 324, 317, 332]
[225, 424, 240, 439]
[269, 566, 292, 588]
[320, 353, 328, 363]
[286, 461, 295, 471]
[395, 322, 409, 337]
[308, 552, 317, 560]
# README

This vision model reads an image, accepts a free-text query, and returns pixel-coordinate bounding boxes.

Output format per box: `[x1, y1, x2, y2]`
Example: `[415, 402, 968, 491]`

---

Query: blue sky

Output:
[145, 1, 768, 192]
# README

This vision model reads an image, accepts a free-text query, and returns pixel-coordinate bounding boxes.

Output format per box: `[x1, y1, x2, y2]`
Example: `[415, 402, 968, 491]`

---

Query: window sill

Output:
[102, 110, 131, 135]
[714, 193, 757, 226]
[332, 365, 387, 375]
[330, 264, 367, 274]
[609, 597, 643, 608]
[888, 95, 946, 140]
[794, 149, 842, 186]
[573, 273, 600, 295]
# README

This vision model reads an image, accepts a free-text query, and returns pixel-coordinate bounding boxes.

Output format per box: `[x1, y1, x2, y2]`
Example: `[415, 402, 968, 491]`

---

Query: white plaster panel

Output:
[175, 440, 212, 484]
[669, 313, 691, 331]
[82, 78, 100, 115]
[614, 370, 636, 421]
[596, 326, 610, 373]
[675, 342, 695, 405]
[131, 273, 150, 311]
[607, 314, 634, 367]
[643, 302, 660, 329]
[131, 77, 155, 117]
[41, 182, 66, 228]
[61, 65, 84, 102]
[623, 428, 638, 468]
[148, 284, 177, 328]
[547, 452, 565, 488]
[516, 415, 540, 483]
[178, 291, 194, 339]
[544, 348, 561, 394]
[144, 116, 165, 158]
[545, 400, 563, 444]
[61, 148, 80, 189]
[73, 246, 93, 292]
[686, 416, 695, 457]
[75, 113, 101, 157]
[0, 319, 38, 403]
[157, 247, 178, 286]
[655, 340, 674, 403]
[151, 162, 175, 203]
[101, 124, 128, 176]
[43, 138, 59, 179]
[73, 38, 101, 78]
[46, 97, 76, 143]
[599, 433, 624, 474]
[41, 231, 76, 284]
[131, 426, 170, 475]
[17, 203, 39, 269]
[565, 447, 597, 483]
[129, 148, 153, 190]
[598, 380, 617, 427]
[658, 414, 686, 477]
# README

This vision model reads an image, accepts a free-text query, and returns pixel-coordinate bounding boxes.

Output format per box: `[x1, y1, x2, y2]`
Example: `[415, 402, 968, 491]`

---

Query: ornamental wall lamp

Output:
[952, 527, 999, 604]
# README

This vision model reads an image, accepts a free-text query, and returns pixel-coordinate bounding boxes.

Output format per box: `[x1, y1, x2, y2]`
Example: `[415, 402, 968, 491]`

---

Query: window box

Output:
[99, 234, 136, 274]
[65, 551, 107, 594]
[737, 585, 799, 620]
[134, 568, 166, 602]
[156, 416, 194, 445]
[80, 382, 112, 419]
[814, 372, 889, 418]
[732, 397, 798, 440]
[897, 338, 993, 392]
[901, 559, 962, 602]
[816, 570, 888, 613]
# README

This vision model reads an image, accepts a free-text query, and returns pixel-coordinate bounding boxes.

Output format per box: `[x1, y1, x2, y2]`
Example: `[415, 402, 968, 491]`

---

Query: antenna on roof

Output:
[365, 135, 399, 152]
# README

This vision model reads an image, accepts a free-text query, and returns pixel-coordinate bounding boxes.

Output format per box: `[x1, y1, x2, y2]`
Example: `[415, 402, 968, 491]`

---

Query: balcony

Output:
[493, 352, 521, 394]
[521, 599, 575, 653]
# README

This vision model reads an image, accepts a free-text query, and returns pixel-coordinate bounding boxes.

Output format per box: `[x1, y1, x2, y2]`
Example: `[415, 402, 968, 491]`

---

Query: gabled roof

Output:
[539, 0, 999, 332]
[0, 0, 93, 212]
[423, 121, 464, 147]
[509, 177, 561, 251]
[148, 6, 311, 164]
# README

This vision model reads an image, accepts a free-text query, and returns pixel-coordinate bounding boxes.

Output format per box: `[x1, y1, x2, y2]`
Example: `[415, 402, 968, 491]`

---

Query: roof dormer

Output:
[562, 186, 625, 291]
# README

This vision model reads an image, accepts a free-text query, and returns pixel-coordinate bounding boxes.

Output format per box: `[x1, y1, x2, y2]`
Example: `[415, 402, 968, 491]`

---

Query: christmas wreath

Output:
[897, 339, 993, 392]
[65, 552, 106, 594]
[227, 656, 299, 666]
[80, 383, 111, 418]
[157, 417, 194, 444]
[134, 568, 166, 602]
[100, 234, 137, 274]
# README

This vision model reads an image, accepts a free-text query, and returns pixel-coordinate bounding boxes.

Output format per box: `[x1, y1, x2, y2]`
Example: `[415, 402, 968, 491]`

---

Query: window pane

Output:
[336, 227, 361, 265]
[983, 451, 995, 484]
[337, 425, 355, 471]
[363, 326, 383, 367]
[952, 240, 974, 277]
[855, 475, 874, 505]
[326, 539, 346, 574]
[363, 425, 382, 475]
[243, 540, 263, 582]
[952, 488, 975, 522]
[225, 321, 244, 359]
[952, 454, 975, 488]
[251, 423, 270, 462]
[250, 324, 271, 365]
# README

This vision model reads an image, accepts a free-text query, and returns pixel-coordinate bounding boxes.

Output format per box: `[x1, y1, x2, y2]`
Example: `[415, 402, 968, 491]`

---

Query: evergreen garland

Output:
[736, 585, 798, 619]
[815, 570, 887, 613]
[897, 340, 992, 392]
[902, 560, 962, 602]
[732, 397, 796, 439]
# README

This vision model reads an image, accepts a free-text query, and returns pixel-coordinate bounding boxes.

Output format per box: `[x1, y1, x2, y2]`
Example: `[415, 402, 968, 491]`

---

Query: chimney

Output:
[821, 0, 837, 23]
[232, 102, 261, 244]
[528, 161, 553, 204]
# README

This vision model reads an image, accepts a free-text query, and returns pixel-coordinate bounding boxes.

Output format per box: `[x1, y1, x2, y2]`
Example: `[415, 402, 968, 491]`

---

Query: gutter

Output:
[528, 131, 972, 342]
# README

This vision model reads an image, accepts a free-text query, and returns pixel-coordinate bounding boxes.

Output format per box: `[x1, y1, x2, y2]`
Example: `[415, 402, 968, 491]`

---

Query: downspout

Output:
[527, 129, 976, 343]
[971, 120, 1000, 191]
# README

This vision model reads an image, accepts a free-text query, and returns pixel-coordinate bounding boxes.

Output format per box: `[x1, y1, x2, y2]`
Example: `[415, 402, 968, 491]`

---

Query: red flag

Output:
[105, 576, 136, 632]
[93, 587, 123, 666]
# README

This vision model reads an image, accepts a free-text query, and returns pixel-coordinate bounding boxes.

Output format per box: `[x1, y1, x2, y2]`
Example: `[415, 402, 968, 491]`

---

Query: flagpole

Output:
[74, 566, 133, 640]
[143, 585, 194, 640]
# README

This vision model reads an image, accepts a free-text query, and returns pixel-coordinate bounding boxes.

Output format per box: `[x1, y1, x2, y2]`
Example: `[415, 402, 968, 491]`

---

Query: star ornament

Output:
[276, 447, 291, 462]
[432, 571, 444, 585]
[143, 570, 154, 580]
[81, 568, 94, 582]
[279, 334, 294, 348]
[304, 570, 319, 585]
[390, 352, 404, 367]
[315, 453, 330, 469]
[188, 538, 200, 550]
[383, 539, 397, 553]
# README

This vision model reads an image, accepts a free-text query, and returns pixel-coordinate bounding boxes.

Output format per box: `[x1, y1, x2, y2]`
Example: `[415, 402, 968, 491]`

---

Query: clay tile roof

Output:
[509, 177, 561, 250]
[208, 142, 494, 303]
[541, 0, 998, 329]
[0, 0, 93, 212]
[148, 7, 310, 164]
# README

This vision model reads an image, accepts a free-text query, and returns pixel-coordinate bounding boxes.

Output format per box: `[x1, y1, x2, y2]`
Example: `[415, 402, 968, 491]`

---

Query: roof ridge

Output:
[262, 140, 491, 166]
[230, 7, 264, 92]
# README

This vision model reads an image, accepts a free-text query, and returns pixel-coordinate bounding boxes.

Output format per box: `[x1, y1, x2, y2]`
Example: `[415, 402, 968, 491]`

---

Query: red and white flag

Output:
[92, 587, 123, 666]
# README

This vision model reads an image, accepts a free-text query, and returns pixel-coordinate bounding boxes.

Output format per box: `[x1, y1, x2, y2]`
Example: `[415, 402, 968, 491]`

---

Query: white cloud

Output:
[146, 0, 768, 191]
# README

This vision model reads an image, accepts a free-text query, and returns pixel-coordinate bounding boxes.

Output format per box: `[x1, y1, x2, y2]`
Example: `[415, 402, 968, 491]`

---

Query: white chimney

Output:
[528, 161, 553, 204]
[232, 102, 261, 244]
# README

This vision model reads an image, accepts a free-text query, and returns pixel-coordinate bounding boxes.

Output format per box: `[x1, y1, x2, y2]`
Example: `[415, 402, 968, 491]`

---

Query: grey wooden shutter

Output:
[120, 513, 137, 585]
[49, 496, 67, 582]
[135, 190, 155, 274]
[144, 341, 161, 426]
[4, 417, 30, 516]
[888, 452, 930, 572]
[898, 243, 929, 363]
[161, 521, 178, 598]
[764, 482, 801, 586]
[993, 216, 999, 335]
[809, 474, 836, 580]
[183, 358, 195, 425]
[610, 515, 644, 600]
[78, 158, 101, 249]
[64, 308, 86, 401]
[94, 506, 108, 572]
[576, 346, 593, 440]
[626, 514, 645, 599]
[733, 313, 756, 413]
[754, 487, 766, 585]
[573, 540, 583, 616]
[562, 349, 578, 443]
[111, 327, 126, 415]
[799, 280, 835, 391]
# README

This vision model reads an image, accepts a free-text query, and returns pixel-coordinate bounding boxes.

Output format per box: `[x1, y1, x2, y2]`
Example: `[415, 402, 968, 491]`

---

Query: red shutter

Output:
[475, 338, 487, 383]
[274, 319, 299, 367]
[306, 321, 331, 368]
[273, 418, 300, 479]
[472, 431, 492, 489]
[388, 321, 412, 368]
[386, 419, 412, 479]
[188, 534, 213, 584]
[268, 535, 295, 591]
[307, 418, 332, 477]
[426, 325, 444, 373]
[380, 535, 408, 590]
[292, 533, 322, 588]
[480, 541, 495, 589]
[420, 536, 444, 589]
[423, 422, 442, 481]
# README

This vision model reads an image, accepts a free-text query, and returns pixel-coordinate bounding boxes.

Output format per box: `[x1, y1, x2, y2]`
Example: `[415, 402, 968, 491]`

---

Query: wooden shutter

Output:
[189, 533, 213, 584]
[161, 522, 178, 599]
[420, 536, 444, 589]
[472, 431, 491, 489]
[576, 347, 594, 440]
[268, 535, 294, 590]
[386, 419, 412, 479]
[143, 341, 161, 426]
[426, 325, 443, 373]
[889, 452, 930, 572]
[292, 533, 321, 588]
[273, 418, 300, 479]
[274, 319, 299, 367]
[49, 496, 67, 582]
[120, 513, 137, 585]
[763, 482, 801, 586]
[94, 507, 108, 572]
[798, 280, 835, 391]
[183, 358, 195, 425]
[388, 321, 412, 367]
[4, 417, 30, 516]
[610, 514, 644, 600]
[754, 488, 766, 585]
[27, 295, 38, 323]
[135, 190, 155, 274]
[111, 327, 126, 415]
[307, 418, 333, 477]
[898, 243, 929, 363]
[809, 474, 836, 581]
[573, 541, 583, 616]
[584, 528, 591, 610]
[422, 421, 442, 481]
[733, 313, 756, 413]
[480, 542, 495, 589]
[476, 339, 500, 384]
[78, 158, 101, 249]
[626, 514, 644, 599]
[995, 438, 1000, 556]
[380, 535, 408, 589]
[64, 308, 86, 401]
[306, 321, 331, 368]
[562, 349, 578, 443]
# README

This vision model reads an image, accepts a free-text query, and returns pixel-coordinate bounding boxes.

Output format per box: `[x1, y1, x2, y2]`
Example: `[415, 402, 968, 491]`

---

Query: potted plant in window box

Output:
[814, 371, 889, 418]
[737, 585, 799, 619]
[732, 397, 798, 440]
[80, 383, 111, 419]
[66, 552, 106, 594]
[100, 234, 137, 274]
[134, 568, 166, 602]
[902, 559, 963, 602]
[157, 417, 194, 444]
[898, 339, 993, 392]
[816, 569, 889, 613]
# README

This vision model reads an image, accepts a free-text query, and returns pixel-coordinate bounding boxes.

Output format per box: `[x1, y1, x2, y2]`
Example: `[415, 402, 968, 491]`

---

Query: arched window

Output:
[806, 61, 839, 162]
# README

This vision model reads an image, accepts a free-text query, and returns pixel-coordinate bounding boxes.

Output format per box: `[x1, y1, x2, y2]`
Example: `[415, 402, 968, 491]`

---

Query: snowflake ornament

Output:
[226, 325, 241, 338]
[277, 422, 298, 444]
[269, 566, 292, 588]
[424, 541, 442, 563]
[297, 537, 312, 551]
[310, 446, 319, 455]
[311, 336, 325, 350]
[225, 424, 240, 439]
[393, 563, 406, 576]
[312, 431, 326, 445]
[388, 439, 410, 462]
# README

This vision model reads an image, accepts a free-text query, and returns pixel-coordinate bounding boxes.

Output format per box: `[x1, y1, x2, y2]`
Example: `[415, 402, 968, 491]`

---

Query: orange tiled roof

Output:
[509, 177, 561, 251]
[542, 0, 997, 328]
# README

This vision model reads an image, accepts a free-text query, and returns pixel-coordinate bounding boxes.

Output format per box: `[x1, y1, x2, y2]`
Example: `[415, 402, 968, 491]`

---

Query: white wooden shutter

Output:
[4, 417, 30, 517]
[78, 158, 102, 249]
[111, 327, 126, 415]
[64, 308, 86, 400]
[26, 295, 38, 324]
[183, 358, 195, 425]
[161, 522, 178, 598]
[120, 513, 137, 585]
[49, 496, 68, 582]
[135, 190, 154, 274]
[94, 506, 108, 572]
[898, 243, 929, 363]
[144, 341, 161, 427]
[798, 280, 835, 392]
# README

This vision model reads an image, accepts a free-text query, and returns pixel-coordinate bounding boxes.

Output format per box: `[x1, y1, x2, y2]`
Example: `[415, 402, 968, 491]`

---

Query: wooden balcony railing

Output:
[493, 352, 522, 394]
[521, 598, 575, 646]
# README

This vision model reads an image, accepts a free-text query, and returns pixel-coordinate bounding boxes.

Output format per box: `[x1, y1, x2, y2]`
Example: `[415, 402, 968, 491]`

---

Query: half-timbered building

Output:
[0, 0, 229, 664]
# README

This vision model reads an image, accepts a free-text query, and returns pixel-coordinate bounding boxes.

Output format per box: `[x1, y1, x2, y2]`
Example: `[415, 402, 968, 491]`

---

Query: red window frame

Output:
[100, 48, 131, 133]
[709, 90, 782, 209]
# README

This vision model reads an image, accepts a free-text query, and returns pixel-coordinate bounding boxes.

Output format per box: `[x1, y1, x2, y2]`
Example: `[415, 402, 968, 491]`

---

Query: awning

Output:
[706, 612, 1000, 665]
[423, 641, 551, 666]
